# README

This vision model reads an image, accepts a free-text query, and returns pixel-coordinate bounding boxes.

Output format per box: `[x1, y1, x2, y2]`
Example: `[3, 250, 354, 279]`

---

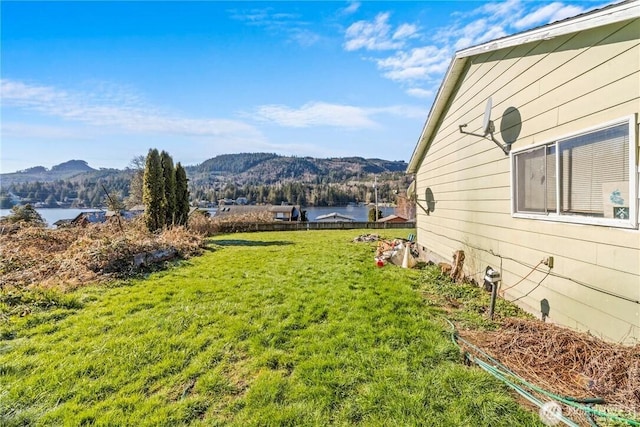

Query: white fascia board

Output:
[406, 56, 467, 174]
[458, 0, 640, 58]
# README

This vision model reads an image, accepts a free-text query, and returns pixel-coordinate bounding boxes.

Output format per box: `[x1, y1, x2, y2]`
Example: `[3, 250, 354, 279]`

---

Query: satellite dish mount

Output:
[459, 97, 512, 155]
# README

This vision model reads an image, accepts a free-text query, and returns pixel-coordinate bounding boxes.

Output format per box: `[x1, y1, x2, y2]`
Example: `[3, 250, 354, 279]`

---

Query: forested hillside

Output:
[1, 153, 410, 208]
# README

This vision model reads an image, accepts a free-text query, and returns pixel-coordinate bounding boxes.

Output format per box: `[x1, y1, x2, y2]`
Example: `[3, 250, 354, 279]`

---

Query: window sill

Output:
[512, 212, 638, 229]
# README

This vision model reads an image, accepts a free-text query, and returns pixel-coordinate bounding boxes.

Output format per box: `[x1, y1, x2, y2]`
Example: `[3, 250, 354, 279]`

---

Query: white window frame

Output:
[511, 115, 638, 229]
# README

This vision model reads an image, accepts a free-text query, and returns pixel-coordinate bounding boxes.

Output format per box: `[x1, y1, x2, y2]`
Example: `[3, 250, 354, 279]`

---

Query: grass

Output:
[0, 230, 543, 426]
[414, 267, 534, 331]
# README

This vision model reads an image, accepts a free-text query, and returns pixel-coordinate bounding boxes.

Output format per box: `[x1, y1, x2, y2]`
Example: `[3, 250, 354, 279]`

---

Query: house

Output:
[377, 214, 409, 224]
[407, 1, 639, 344]
[53, 218, 73, 228]
[269, 205, 301, 221]
[214, 205, 265, 217]
[70, 211, 107, 226]
[315, 212, 355, 222]
[214, 205, 302, 221]
[106, 208, 145, 221]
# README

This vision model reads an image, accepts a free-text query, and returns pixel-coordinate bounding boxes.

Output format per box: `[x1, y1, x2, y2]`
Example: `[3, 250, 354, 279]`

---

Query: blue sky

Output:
[1, 0, 609, 173]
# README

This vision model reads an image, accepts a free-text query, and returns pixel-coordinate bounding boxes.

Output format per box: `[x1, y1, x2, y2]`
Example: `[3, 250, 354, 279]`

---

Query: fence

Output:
[216, 221, 416, 233]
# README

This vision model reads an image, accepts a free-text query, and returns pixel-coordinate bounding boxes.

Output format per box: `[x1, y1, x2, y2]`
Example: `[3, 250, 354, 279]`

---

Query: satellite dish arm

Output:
[489, 133, 511, 155]
[458, 122, 511, 155]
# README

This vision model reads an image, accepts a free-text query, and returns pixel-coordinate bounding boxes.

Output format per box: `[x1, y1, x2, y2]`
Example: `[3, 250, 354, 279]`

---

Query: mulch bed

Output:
[459, 318, 640, 418]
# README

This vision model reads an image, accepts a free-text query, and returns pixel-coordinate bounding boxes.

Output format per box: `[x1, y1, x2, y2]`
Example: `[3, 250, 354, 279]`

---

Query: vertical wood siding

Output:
[416, 19, 640, 344]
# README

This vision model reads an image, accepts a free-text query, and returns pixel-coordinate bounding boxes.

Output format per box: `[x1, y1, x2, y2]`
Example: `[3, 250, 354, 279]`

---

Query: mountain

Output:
[1, 160, 98, 186]
[1, 153, 410, 208]
[50, 160, 95, 173]
[188, 153, 407, 185]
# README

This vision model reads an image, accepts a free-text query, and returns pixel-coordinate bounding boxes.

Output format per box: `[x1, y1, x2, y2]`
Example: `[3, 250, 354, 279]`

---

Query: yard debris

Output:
[188, 210, 274, 236]
[0, 218, 204, 291]
[352, 233, 380, 242]
[372, 238, 419, 268]
[459, 318, 640, 415]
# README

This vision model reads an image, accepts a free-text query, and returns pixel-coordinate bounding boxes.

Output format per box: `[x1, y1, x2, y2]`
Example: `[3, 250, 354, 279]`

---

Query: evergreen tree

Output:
[44, 194, 58, 208]
[142, 149, 166, 231]
[1, 204, 46, 227]
[368, 207, 383, 222]
[0, 193, 15, 209]
[175, 162, 190, 226]
[161, 151, 177, 225]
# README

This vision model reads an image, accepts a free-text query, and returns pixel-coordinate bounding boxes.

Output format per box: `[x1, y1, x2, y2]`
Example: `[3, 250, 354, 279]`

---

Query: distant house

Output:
[377, 214, 408, 224]
[53, 219, 73, 228]
[215, 205, 268, 217]
[70, 211, 107, 226]
[315, 212, 355, 222]
[106, 208, 145, 221]
[269, 205, 301, 221]
[56, 205, 147, 228]
[407, 1, 639, 344]
[188, 206, 205, 218]
[214, 204, 302, 221]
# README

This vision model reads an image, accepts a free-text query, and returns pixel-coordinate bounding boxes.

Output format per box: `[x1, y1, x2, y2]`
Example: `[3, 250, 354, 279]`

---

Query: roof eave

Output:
[406, 0, 640, 175]
[458, 0, 638, 59]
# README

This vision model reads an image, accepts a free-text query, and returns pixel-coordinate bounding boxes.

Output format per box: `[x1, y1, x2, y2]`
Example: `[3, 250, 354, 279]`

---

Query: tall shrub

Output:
[368, 207, 382, 222]
[161, 151, 177, 226]
[175, 162, 190, 226]
[143, 149, 166, 232]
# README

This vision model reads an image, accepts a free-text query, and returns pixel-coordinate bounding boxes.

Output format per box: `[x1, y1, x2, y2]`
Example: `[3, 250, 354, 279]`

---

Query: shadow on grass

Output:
[213, 239, 294, 247]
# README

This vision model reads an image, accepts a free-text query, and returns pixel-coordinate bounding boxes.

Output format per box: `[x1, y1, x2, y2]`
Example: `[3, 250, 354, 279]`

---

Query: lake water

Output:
[304, 206, 395, 222]
[0, 208, 102, 227]
[1, 206, 396, 227]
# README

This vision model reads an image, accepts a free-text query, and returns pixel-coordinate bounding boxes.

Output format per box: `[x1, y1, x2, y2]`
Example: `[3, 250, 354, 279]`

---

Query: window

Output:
[512, 118, 637, 228]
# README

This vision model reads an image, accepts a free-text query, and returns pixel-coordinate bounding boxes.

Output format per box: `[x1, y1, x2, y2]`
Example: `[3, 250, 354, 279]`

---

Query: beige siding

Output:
[416, 19, 640, 344]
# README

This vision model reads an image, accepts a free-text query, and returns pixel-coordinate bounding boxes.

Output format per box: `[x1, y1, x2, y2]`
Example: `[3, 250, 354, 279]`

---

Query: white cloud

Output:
[547, 4, 586, 24]
[406, 88, 433, 99]
[437, 1, 585, 51]
[228, 7, 322, 47]
[253, 101, 425, 128]
[375, 46, 451, 82]
[514, 2, 561, 29]
[479, 0, 524, 19]
[341, 1, 361, 15]
[289, 29, 322, 47]
[0, 79, 265, 142]
[342, 1, 592, 101]
[254, 102, 378, 129]
[344, 12, 416, 51]
[393, 23, 419, 40]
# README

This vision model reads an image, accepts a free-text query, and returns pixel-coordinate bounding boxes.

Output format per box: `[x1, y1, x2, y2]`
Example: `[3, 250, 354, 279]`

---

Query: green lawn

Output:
[0, 230, 542, 426]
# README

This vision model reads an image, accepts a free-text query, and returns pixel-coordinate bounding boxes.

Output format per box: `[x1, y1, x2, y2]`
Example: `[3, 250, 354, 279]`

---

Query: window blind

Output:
[559, 124, 629, 216]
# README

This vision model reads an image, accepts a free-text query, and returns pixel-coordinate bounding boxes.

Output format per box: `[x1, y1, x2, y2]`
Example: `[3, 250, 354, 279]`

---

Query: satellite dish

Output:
[482, 97, 493, 135]
[458, 95, 510, 155]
